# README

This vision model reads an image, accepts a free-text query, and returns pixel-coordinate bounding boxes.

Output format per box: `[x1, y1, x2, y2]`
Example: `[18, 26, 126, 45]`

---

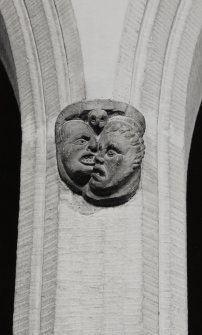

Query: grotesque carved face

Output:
[55, 100, 146, 205]
[89, 118, 144, 195]
[88, 109, 108, 134]
[59, 120, 97, 186]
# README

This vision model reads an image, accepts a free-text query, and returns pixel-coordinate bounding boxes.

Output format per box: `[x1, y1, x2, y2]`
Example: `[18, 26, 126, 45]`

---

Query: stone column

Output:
[0, 0, 202, 334]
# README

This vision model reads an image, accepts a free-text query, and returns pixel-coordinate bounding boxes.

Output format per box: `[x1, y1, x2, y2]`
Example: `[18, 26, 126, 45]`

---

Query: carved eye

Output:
[74, 138, 88, 145]
[90, 116, 96, 124]
[99, 118, 106, 124]
[107, 149, 117, 157]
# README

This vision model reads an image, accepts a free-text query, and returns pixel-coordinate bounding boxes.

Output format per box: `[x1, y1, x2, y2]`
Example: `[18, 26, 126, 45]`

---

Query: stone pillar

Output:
[0, 0, 202, 334]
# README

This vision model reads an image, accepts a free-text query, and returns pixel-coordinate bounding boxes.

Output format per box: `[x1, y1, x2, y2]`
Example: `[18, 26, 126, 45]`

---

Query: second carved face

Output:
[89, 118, 145, 196]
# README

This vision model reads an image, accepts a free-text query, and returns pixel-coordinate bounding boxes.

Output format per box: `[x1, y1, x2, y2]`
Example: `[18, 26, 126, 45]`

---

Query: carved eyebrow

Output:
[75, 134, 90, 140]
[107, 144, 122, 153]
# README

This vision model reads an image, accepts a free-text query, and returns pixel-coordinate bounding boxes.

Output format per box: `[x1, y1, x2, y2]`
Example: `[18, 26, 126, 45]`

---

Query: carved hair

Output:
[103, 116, 145, 164]
[104, 116, 144, 145]
[56, 119, 90, 144]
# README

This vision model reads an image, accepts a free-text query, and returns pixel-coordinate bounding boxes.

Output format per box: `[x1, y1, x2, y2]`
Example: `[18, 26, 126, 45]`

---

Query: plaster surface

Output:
[71, 0, 128, 99]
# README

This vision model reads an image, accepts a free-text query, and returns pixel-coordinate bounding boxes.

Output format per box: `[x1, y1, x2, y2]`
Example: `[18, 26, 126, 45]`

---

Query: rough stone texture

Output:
[0, 0, 202, 334]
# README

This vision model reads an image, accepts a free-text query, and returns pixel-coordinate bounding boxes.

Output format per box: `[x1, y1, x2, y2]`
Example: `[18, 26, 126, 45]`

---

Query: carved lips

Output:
[55, 100, 146, 206]
[80, 154, 95, 166]
[91, 165, 106, 181]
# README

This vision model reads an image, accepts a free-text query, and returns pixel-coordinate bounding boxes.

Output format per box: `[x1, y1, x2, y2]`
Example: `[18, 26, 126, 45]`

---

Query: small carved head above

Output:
[55, 100, 146, 206]
[88, 109, 108, 134]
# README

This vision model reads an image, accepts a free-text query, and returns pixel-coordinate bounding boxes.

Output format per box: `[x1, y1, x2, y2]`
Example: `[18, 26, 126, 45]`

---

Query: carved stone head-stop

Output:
[55, 100, 146, 206]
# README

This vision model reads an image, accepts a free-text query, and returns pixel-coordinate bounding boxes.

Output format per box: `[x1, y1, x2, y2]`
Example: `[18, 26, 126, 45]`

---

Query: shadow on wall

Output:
[187, 101, 202, 335]
[0, 61, 21, 334]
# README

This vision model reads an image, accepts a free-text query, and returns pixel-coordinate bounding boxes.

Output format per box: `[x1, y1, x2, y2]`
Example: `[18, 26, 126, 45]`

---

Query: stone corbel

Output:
[55, 100, 146, 206]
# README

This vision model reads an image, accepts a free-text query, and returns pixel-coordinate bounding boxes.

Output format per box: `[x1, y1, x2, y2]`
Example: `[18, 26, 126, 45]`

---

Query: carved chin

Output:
[91, 169, 105, 180]
[89, 165, 107, 186]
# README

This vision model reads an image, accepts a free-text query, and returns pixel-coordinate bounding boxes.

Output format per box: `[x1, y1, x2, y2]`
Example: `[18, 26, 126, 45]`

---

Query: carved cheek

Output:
[99, 120, 106, 127]
[62, 143, 82, 161]
[107, 155, 123, 169]
[61, 139, 77, 155]
[61, 143, 70, 157]
[114, 155, 123, 165]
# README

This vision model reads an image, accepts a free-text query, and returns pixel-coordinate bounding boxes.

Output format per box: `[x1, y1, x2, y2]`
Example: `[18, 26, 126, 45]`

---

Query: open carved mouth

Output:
[80, 154, 95, 166]
[91, 166, 106, 180]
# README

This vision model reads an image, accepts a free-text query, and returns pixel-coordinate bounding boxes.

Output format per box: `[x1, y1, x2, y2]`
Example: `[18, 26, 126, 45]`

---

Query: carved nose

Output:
[95, 155, 104, 164]
[88, 140, 98, 153]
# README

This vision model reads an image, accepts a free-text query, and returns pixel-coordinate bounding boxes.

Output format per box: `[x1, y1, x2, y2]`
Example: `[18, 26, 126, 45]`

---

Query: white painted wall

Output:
[72, 0, 128, 99]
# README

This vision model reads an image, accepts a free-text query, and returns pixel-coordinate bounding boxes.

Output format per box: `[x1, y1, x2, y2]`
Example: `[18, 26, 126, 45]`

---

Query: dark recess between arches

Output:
[187, 101, 202, 335]
[0, 61, 21, 334]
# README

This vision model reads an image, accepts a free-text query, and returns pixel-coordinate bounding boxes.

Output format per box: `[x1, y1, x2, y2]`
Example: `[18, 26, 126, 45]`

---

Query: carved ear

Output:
[132, 146, 145, 169]
[132, 158, 142, 169]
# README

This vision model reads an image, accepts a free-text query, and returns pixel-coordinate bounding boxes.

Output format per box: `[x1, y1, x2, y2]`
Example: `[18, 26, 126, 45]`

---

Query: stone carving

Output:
[88, 109, 108, 134]
[55, 100, 146, 206]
